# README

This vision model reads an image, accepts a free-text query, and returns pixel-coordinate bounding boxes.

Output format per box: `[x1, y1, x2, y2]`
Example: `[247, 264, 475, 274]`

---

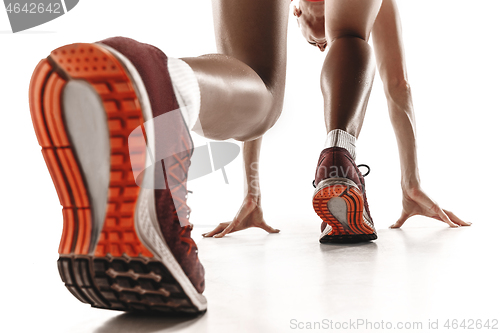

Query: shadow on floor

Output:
[319, 240, 378, 252]
[93, 311, 204, 333]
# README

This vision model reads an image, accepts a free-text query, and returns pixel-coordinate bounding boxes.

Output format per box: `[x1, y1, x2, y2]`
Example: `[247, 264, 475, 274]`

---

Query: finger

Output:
[260, 222, 280, 234]
[435, 207, 459, 228]
[202, 223, 228, 237]
[443, 209, 472, 226]
[390, 211, 410, 229]
[214, 220, 238, 238]
[414, 194, 459, 228]
[202, 226, 225, 237]
[213, 204, 254, 239]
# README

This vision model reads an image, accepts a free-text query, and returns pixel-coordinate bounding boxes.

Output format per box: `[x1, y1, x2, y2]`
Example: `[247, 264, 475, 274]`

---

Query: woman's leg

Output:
[182, 0, 289, 141]
[313, 0, 383, 244]
[321, 0, 383, 137]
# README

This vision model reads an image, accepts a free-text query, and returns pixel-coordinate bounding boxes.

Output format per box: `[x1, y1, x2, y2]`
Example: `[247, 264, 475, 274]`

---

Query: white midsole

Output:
[314, 177, 376, 237]
[320, 224, 333, 239]
[99, 43, 207, 311]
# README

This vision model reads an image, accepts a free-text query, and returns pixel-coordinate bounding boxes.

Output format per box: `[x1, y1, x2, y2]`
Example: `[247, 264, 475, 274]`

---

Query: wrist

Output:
[243, 192, 260, 206]
[401, 175, 420, 192]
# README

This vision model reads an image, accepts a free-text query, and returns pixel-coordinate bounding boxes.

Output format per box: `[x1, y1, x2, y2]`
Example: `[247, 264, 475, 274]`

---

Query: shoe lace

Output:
[166, 137, 197, 255]
[179, 221, 196, 255]
[176, 190, 197, 255]
[357, 164, 370, 177]
[176, 188, 198, 257]
[312, 164, 370, 188]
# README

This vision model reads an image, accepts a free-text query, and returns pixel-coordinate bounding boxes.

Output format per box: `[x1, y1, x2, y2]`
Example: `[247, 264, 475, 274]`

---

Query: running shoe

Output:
[312, 147, 377, 243]
[29, 37, 207, 313]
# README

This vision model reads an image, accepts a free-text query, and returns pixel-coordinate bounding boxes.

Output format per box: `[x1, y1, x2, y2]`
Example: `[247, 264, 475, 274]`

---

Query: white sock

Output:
[167, 58, 201, 131]
[324, 129, 357, 160]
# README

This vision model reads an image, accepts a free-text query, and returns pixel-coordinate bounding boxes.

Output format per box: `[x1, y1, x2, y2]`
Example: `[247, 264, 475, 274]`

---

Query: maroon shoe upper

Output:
[315, 147, 373, 224]
[99, 37, 204, 293]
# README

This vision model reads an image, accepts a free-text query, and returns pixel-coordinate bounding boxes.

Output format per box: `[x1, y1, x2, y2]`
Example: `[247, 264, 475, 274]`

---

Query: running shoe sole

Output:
[29, 42, 207, 313]
[313, 178, 377, 243]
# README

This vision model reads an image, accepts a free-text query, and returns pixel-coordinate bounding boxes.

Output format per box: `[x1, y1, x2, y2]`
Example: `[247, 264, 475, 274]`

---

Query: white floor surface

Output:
[4, 219, 498, 333]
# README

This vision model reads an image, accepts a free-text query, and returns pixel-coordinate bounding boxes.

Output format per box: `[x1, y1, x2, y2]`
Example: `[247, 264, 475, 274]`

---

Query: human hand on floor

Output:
[390, 186, 472, 228]
[202, 195, 280, 238]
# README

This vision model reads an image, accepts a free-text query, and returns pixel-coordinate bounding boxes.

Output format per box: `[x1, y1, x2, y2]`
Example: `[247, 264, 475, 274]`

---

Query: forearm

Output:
[385, 84, 420, 189]
[242, 137, 262, 198]
[372, 0, 420, 189]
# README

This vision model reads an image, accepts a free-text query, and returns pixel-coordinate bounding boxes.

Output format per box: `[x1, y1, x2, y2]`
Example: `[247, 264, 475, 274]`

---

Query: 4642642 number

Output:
[444, 319, 498, 330]
[6, 2, 61, 14]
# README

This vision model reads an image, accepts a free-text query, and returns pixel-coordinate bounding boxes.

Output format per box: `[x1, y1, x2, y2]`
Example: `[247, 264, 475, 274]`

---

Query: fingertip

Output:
[391, 220, 404, 228]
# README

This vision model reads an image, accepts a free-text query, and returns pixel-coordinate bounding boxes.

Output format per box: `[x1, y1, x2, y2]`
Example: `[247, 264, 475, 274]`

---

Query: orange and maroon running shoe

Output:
[312, 147, 377, 243]
[29, 37, 206, 313]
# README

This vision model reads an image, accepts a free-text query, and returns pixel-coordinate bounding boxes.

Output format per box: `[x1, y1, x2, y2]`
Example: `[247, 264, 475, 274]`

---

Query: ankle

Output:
[324, 129, 357, 160]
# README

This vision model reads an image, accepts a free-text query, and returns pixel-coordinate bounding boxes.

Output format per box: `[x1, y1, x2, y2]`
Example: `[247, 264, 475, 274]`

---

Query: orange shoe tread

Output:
[30, 43, 154, 258]
[313, 184, 374, 236]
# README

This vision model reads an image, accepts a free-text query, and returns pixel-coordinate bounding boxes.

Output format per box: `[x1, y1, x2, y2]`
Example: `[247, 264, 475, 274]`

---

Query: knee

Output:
[262, 94, 285, 133]
[327, 31, 370, 45]
[233, 88, 285, 141]
[228, 62, 286, 141]
[252, 75, 286, 139]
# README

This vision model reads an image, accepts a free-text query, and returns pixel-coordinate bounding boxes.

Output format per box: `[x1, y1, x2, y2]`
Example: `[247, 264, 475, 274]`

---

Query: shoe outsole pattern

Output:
[313, 183, 377, 243]
[29, 43, 202, 313]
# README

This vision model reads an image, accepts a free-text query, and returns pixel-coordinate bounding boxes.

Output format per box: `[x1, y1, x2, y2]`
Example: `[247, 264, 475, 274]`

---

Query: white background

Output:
[1, 0, 499, 332]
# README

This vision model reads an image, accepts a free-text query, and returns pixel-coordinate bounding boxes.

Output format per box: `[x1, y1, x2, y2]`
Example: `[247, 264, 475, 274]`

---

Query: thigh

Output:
[324, 0, 383, 42]
[211, 0, 289, 94]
